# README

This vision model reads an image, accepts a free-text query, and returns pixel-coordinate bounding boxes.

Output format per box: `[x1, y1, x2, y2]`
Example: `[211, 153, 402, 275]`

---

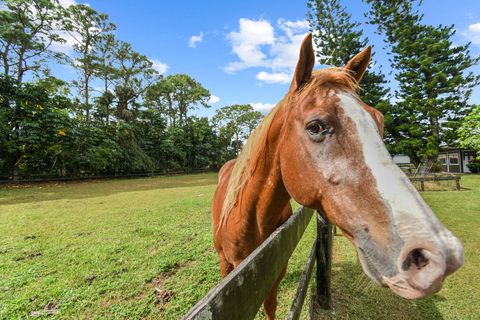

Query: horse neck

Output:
[228, 106, 291, 238]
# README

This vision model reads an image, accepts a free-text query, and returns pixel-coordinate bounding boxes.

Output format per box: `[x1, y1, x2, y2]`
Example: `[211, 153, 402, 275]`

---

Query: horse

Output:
[211, 34, 464, 320]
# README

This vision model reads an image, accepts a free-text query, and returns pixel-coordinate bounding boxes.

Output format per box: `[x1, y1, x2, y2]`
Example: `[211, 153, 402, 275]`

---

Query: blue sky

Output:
[53, 0, 480, 118]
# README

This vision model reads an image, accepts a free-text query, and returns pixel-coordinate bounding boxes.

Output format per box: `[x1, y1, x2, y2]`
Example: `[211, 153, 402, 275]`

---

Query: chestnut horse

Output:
[211, 34, 463, 319]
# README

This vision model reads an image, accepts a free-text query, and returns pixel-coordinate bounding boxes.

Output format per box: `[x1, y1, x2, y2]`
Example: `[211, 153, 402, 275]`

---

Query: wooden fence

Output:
[410, 175, 461, 191]
[183, 207, 333, 320]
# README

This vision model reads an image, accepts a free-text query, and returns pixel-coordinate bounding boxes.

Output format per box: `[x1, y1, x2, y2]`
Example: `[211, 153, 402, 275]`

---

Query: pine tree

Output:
[365, 0, 480, 163]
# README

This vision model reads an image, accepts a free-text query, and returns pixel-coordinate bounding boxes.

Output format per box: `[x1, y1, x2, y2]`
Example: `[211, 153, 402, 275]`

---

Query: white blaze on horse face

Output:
[336, 92, 463, 277]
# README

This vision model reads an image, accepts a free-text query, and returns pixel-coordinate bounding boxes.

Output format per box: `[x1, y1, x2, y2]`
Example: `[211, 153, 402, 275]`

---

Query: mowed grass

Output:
[0, 173, 479, 319]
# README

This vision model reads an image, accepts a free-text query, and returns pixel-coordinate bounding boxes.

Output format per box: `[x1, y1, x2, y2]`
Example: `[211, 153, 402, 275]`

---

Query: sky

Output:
[51, 0, 480, 118]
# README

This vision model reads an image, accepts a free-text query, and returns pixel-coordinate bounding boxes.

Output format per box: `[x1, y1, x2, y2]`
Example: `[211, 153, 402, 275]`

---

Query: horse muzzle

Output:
[381, 238, 464, 299]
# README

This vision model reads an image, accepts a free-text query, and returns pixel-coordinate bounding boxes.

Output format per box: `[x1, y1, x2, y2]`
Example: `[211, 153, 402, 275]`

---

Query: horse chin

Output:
[381, 274, 443, 299]
[356, 248, 384, 285]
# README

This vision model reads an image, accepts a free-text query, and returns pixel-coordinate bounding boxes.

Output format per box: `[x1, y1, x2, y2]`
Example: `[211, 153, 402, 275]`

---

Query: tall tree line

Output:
[0, 0, 262, 180]
[307, 0, 479, 164]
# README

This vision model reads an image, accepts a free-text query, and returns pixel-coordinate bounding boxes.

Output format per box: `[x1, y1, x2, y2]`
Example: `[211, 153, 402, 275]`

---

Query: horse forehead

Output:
[299, 88, 340, 113]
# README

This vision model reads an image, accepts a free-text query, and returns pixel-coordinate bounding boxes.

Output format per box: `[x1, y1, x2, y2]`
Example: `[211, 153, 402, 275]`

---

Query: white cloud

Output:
[225, 18, 310, 84]
[463, 23, 480, 44]
[50, 31, 78, 54]
[150, 59, 169, 74]
[277, 19, 309, 38]
[58, 0, 77, 7]
[250, 102, 276, 113]
[256, 71, 291, 84]
[225, 18, 275, 72]
[189, 32, 204, 48]
[208, 95, 220, 104]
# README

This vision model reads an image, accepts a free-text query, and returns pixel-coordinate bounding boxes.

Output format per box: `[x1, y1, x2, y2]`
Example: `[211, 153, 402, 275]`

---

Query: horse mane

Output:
[218, 99, 284, 228]
[301, 67, 358, 95]
[219, 67, 358, 227]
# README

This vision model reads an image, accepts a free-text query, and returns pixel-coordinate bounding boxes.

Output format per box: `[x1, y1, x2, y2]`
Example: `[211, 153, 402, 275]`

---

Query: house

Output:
[392, 154, 411, 165]
[438, 149, 477, 173]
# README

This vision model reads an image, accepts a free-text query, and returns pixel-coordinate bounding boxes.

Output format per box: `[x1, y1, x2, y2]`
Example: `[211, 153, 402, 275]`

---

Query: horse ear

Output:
[345, 46, 371, 82]
[289, 33, 315, 92]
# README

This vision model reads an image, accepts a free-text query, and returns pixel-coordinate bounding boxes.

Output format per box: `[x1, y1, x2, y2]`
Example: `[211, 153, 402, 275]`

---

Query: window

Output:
[448, 153, 459, 165]
[438, 154, 446, 164]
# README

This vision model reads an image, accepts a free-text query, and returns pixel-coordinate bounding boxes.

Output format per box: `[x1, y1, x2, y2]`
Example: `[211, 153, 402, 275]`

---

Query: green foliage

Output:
[0, 0, 246, 179]
[0, 74, 226, 179]
[466, 158, 480, 173]
[63, 3, 116, 124]
[212, 104, 263, 157]
[0, 75, 72, 178]
[145, 74, 211, 127]
[365, 0, 480, 163]
[113, 41, 159, 122]
[458, 105, 480, 153]
[0, 0, 65, 82]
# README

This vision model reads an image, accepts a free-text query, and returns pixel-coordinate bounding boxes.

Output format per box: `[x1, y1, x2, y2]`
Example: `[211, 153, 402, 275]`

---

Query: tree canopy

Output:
[365, 0, 480, 163]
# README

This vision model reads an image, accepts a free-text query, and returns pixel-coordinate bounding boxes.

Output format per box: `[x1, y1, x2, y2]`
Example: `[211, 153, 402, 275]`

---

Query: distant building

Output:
[392, 154, 411, 164]
[438, 149, 477, 173]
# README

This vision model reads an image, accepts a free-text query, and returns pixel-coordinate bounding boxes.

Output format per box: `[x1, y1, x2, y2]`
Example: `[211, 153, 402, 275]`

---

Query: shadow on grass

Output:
[310, 261, 444, 320]
[0, 172, 218, 205]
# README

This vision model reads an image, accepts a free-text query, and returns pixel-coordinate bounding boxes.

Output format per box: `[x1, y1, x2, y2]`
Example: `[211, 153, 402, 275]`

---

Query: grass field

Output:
[0, 173, 479, 319]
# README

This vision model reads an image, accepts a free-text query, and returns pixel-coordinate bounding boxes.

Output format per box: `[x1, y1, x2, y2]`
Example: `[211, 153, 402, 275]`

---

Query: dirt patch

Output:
[148, 261, 192, 308]
[75, 231, 92, 237]
[183, 233, 197, 243]
[30, 301, 59, 317]
[14, 251, 42, 261]
[85, 275, 96, 285]
[150, 268, 176, 306]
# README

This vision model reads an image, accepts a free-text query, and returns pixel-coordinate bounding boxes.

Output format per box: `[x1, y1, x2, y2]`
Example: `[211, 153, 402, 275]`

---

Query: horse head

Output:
[279, 34, 464, 299]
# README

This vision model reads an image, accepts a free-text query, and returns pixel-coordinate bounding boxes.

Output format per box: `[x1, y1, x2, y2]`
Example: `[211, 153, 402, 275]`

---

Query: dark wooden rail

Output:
[410, 175, 461, 191]
[183, 207, 333, 320]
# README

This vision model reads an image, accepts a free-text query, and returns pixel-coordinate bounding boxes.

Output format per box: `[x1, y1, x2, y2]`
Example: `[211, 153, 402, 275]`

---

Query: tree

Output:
[306, 0, 389, 107]
[145, 74, 211, 127]
[0, 75, 73, 179]
[63, 4, 116, 124]
[113, 41, 159, 122]
[93, 33, 118, 125]
[213, 104, 263, 156]
[458, 105, 480, 153]
[365, 0, 480, 163]
[0, 0, 65, 82]
[144, 78, 177, 127]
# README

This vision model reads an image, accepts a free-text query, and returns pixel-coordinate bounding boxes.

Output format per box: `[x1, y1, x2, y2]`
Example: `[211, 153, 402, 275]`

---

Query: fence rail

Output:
[183, 207, 333, 320]
[410, 175, 461, 191]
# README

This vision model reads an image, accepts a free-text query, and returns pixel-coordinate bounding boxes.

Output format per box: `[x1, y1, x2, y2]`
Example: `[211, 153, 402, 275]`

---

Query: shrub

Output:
[467, 157, 480, 173]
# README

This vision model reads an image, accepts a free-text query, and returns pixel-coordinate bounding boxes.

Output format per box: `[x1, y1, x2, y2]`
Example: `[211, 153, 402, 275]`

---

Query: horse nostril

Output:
[402, 248, 429, 271]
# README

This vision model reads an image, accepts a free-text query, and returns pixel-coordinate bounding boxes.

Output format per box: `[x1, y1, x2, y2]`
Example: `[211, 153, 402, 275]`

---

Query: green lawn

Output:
[0, 173, 479, 319]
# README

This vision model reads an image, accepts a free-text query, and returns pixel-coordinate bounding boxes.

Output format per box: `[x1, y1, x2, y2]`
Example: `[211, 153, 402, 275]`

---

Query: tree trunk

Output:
[2, 43, 10, 76]
[16, 48, 25, 83]
[104, 77, 109, 125]
[85, 72, 90, 124]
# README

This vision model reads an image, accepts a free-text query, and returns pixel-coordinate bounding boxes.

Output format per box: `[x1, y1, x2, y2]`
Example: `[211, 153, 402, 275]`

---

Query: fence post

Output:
[455, 177, 461, 191]
[311, 210, 333, 313]
[420, 179, 425, 191]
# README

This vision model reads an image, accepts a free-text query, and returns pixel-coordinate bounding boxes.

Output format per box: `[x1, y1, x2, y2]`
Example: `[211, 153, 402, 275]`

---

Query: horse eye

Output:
[305, 120, 329, 141]
[307, 122, 323, 134]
